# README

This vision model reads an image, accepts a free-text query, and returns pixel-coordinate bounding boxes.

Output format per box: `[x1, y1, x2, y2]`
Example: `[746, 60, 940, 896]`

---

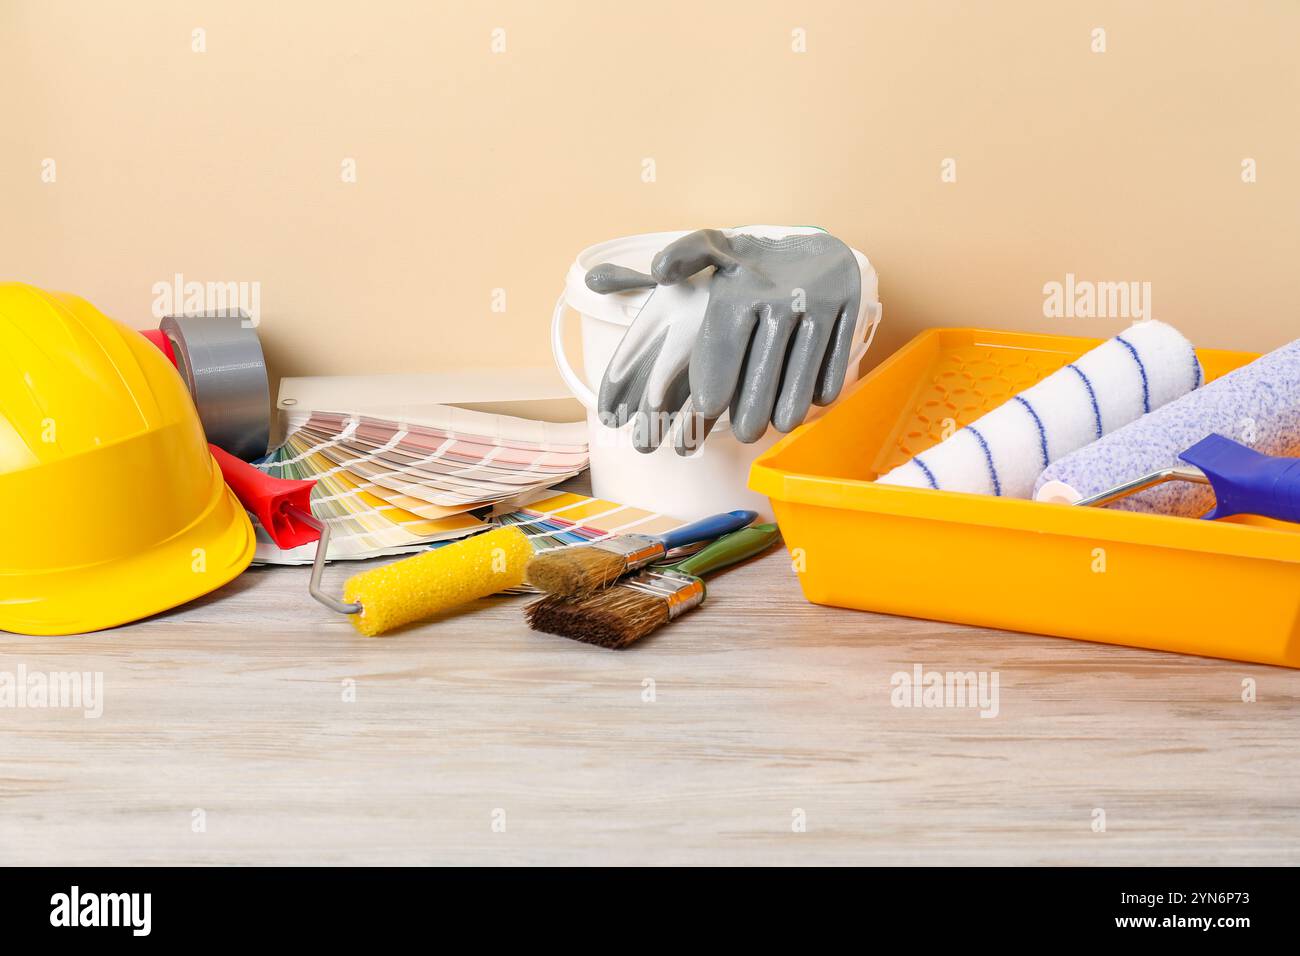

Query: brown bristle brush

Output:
[524, 509, 756, 598]
[525, 524, 780, 649]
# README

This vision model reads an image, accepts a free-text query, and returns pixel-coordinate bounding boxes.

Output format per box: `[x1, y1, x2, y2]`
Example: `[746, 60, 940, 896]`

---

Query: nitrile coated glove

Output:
[587, 263, 713, 455]
[652, 229, 862, 444]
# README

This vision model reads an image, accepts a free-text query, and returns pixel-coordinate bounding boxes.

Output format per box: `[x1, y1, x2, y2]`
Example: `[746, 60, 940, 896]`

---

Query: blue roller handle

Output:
[657, 510, 757, 551]
[1180, 434, 1300, 523]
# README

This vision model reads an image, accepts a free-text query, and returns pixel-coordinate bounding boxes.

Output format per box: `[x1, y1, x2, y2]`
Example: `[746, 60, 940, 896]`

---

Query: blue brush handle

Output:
[657, 510, 757, 551]
[1180, 434, 1300, 523]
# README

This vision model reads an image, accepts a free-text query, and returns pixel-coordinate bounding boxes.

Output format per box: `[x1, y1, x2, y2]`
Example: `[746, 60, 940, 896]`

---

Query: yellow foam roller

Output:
[343, 526, 531, 636]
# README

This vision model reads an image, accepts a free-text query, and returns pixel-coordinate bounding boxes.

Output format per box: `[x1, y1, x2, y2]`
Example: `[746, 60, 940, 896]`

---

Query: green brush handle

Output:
[672, 523, 780, 579]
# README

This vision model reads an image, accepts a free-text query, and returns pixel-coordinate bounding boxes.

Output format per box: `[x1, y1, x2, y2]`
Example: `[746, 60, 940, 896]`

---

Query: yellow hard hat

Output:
[0, 283, 255, 635]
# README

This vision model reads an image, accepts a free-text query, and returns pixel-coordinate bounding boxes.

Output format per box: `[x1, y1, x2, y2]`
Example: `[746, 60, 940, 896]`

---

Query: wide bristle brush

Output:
[524, 509, 757, 598]
[525, 523, 781, 649]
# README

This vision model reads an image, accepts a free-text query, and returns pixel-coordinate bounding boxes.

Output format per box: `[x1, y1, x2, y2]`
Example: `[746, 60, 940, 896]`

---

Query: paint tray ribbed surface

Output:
[750, 328, 1300, 668]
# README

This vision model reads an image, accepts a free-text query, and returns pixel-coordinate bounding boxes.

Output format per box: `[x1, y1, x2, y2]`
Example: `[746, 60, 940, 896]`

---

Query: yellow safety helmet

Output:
[0, 283, 255, 635]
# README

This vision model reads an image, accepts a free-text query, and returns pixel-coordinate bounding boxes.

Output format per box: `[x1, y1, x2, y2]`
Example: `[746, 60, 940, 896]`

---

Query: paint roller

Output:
[297, 516, 534, 637]
[875, 320, 1203, 498]
[1070, 433, 1300, 523]
[1035, 339, 1300, 516]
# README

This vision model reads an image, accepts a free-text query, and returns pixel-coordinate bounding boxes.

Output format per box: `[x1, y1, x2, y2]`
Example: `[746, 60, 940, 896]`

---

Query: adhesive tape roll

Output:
[160, 313, 271, 461]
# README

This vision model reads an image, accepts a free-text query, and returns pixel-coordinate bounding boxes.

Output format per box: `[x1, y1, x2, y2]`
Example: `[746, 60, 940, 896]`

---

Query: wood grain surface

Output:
[1, 547, 1297, 866]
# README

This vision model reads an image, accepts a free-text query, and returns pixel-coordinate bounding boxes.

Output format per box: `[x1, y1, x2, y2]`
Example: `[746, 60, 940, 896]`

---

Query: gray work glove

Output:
[653, 229, 862, 444]
[587, 263, 710, 455]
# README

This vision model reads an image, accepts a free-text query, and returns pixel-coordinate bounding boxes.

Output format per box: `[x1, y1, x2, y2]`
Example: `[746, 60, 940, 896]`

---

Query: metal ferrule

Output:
[622, 570, 706, 620]
[594, 534, 665, 569]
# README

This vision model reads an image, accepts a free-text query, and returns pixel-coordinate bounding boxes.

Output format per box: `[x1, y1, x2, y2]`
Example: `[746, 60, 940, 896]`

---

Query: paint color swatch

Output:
[251, 404, 591, 563]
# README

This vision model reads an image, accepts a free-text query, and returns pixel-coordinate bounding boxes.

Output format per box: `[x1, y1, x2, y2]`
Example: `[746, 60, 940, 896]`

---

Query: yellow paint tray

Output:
[749, 328, 1300, 667]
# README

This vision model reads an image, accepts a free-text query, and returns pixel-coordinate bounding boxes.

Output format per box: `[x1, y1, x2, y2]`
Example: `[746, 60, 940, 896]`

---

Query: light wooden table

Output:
[2, 547, 1297, 866]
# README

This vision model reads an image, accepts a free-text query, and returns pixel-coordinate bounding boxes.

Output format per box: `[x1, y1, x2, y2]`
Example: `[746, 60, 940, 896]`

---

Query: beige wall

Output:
[3, 0, 1298, 390]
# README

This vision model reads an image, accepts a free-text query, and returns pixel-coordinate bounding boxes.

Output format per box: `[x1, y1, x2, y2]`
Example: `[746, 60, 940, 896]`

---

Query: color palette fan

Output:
[252, 405, 590, 563]
[499, 492, 693, 555]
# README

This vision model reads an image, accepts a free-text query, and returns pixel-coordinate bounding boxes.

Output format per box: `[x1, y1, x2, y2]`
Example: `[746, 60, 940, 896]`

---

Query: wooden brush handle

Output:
[674, 524, 780, 579]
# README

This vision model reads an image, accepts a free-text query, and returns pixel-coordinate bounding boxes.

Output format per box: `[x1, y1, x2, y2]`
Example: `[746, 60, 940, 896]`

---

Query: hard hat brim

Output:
[0, 460, 256, 636]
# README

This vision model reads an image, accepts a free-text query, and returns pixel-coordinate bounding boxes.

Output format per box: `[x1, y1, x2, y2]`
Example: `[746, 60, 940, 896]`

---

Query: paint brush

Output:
[525, 523, 780, 648]
[523, 509, 756, 598]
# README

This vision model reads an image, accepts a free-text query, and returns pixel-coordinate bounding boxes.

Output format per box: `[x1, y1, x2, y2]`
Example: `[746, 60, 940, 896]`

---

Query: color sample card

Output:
[499, 492, 687, 552]
[251, 405, 592, 563]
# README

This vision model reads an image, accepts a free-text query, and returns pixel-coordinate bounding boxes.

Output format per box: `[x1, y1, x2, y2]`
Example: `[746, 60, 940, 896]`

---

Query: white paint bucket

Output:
[552, 227, 881, 521]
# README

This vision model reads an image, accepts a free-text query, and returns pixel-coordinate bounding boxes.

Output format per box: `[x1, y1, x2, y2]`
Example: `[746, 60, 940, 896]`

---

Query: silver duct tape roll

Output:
[160, 312, 271, 461]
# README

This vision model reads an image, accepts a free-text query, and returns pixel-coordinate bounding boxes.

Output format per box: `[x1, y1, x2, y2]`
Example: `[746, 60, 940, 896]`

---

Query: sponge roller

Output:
[343, 526, 532, 636]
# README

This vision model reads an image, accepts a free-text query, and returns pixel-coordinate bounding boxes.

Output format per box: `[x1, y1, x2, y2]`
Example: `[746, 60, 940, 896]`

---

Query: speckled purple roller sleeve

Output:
[1034, 339, 1300, 516]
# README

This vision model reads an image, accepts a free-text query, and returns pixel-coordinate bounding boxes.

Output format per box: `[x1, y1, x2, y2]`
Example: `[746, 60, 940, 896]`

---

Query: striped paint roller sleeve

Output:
[876, 320, 1202, 498]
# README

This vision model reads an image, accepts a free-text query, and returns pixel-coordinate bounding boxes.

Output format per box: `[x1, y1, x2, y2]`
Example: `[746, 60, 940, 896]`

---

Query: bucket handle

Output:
[552, 293, 598, 411]
[551, 293, 883, 415]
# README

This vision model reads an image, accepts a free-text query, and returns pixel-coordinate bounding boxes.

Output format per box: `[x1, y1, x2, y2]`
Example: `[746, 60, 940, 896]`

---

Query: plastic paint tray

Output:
[749, 328, 1300, 668]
